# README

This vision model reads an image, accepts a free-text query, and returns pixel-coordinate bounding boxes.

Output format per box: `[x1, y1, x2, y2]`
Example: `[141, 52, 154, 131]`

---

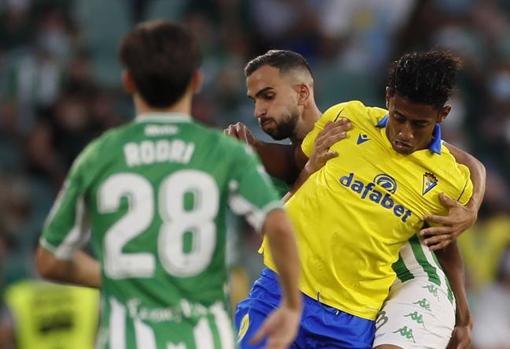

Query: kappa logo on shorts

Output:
[237, 313, 250, 343]
[422, 284, 439, 298]
[404, 311, 425, 327]
[375, 310, 389, 331]
[393, 326, 416, 343]
[413, 298, 431, 311]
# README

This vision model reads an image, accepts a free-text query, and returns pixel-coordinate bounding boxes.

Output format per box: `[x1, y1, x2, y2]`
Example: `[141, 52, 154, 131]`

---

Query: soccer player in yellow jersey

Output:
[228, 50, 485, 349]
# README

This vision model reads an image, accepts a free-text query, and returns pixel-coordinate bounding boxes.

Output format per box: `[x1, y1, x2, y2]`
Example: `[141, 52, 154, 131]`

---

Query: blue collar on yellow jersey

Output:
[376, 115, 442, 154]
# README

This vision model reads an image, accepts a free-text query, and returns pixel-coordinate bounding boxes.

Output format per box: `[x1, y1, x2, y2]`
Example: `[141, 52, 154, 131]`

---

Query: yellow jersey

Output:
[262, 100, 473, 320]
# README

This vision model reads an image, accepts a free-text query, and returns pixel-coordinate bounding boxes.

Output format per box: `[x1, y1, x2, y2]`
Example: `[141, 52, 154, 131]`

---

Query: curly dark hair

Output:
[244, 50, 312, 78]
[387, 50, 462, 109]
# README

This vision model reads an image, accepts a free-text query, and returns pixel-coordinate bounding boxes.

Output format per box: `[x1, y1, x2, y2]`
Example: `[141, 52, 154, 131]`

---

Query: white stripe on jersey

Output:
[211, 303, 235, 349]
[193, 317, 215, 349]
[135, 319, 157, 349]
[54, 196, 90, 259]
[44, 179, 69, 226]
[193, 317, 214, 349]
[400, 241, 420, 277]
[228, 185, 281, 232]
[110, 298, 127, 349]
[421, 241, 451, 290]
[399, 242, 448, 289]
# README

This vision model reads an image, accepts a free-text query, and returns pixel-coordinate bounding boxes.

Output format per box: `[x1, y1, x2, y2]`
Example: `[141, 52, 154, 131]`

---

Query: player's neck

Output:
[292, 102, 321, 144]
[134, 93, 192, 118]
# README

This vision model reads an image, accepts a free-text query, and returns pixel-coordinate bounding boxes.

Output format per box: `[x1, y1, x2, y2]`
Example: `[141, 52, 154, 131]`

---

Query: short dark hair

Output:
[244, 50, 312, 78]
[387, 50, 461, 109]
[119, 20, 201, 108]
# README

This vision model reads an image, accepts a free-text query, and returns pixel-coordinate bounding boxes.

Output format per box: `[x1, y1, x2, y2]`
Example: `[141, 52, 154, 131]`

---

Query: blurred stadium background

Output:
[0, 0, 509, 348]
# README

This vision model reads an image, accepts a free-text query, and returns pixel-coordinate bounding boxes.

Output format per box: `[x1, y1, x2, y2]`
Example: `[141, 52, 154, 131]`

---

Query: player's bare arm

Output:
[225, 122, 298, 183]
[250, 209, 302, 349]
[421, 144, 486, 250]
[36, 247, 101, 288]
[434, 242, 472, 349]
[225, 120, 352, 184]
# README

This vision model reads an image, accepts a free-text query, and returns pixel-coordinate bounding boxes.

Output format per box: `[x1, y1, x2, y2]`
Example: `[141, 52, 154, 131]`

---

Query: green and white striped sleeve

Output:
[39, 143, 96, 259]
[227, 144, 282, 232]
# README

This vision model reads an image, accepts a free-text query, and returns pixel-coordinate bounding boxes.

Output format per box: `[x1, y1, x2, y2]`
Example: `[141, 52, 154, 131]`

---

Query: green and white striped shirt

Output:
[392, 234, 454, 302]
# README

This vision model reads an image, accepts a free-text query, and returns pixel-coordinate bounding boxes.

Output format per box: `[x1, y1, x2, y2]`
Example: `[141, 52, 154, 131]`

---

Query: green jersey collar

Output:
[135, 112, 192, 123]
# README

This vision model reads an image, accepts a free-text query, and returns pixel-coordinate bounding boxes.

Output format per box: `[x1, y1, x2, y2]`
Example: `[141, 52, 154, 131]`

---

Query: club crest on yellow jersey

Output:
[422, 172, 438, 195]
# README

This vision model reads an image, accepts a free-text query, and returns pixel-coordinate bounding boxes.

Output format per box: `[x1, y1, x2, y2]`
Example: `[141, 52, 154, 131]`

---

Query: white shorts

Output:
[373, 279, 456, 349]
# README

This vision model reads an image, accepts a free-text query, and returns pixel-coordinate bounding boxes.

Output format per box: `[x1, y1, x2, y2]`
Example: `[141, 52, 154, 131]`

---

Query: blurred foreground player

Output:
[35, 21, 301, 349]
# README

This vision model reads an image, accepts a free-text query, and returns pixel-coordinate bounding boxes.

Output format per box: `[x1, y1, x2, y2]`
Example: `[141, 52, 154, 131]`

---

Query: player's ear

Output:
[297, 84, 310, 106]
[122, 70, 136, 94]
[190, 70, 203, 94]
[437, 105, 451, 123]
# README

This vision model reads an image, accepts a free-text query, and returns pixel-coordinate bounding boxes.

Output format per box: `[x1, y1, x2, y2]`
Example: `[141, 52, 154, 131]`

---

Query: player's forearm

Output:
[263, 210, 302, 311]
[71, 251, 102, 287]
[0, 322, 15, 349]
[435, 241, 472, 327]
[446, 143, 486, 211]
[252, 142, 299, 184]
[36, 247, 101, 288]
